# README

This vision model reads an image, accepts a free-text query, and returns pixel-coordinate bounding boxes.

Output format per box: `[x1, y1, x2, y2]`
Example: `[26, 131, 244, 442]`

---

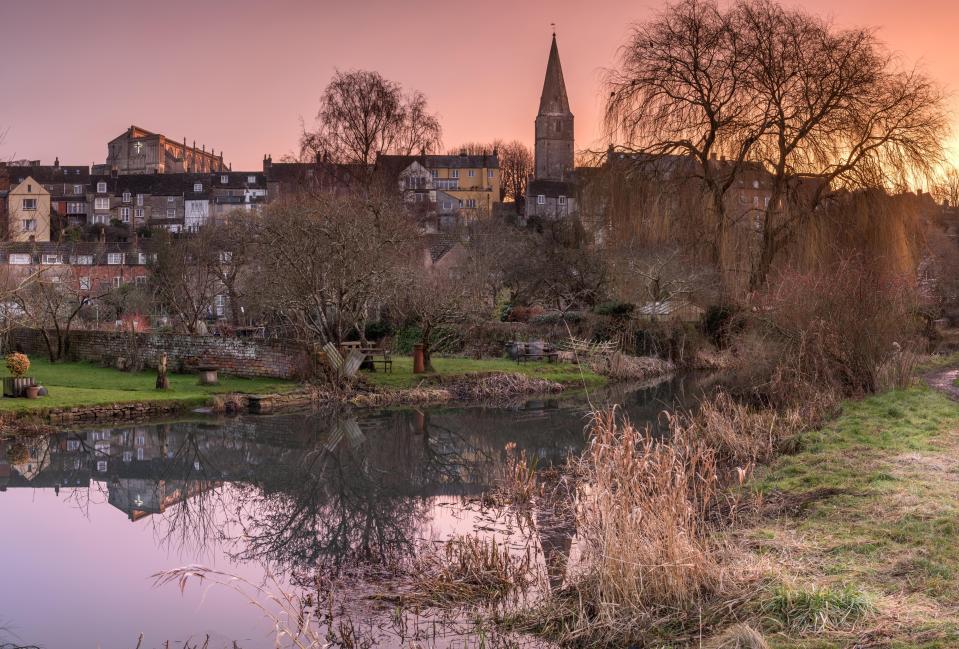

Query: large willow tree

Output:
[604, 0, 948, 290]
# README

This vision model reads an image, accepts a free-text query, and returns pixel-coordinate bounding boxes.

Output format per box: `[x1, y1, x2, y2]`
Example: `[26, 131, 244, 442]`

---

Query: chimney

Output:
[710, 152, 718, 161]
[54, 157, 60, 168]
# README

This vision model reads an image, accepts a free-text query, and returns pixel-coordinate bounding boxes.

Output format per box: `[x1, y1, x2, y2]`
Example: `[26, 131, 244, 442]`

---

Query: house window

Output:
[465, 198, 477, 208]
[134, 208, 144, 219]
[137, 447, 144, 461]
[537, 194, 546, 205]
[166, 208, 176, 218]
[215, 294, 225, 317]
[67, 439, 79, 451]
[488, 169, 494, 178]
[135, 275, 147, 286]
[219, 251, 233, 263]
[120, 207, 131, 223]
[42, 254, 61, 265]
[468, 169, 475, 177]
[123, 451, 132, 463]
[450, 169, 459, 179]
[167, 196, 176, 203]
[74, 185, 84, 195]
[193, 183, 203, 192]
[137, 253, 147, 264]
[122, 192, 131, 203]
[96, 181, 107, 193]
[79, 276, 91, 290]
[430, 169, 438, 178]
[97, 460, 107, 473]
[9, 254, 30, 265]
[221, 175, 229, 184]
[107, 253, 123, 265]
[21, 219, 37, 232]
[558, 195, 567, 205]
[112, 276, 122, 288]
[73, 255, 93, 265]
[247, 175, 256, 184]
[21, 198, 37, 211]
[136, 194, 144, 206]
[67, 202, 84, 214]
[94, 197, 109, 210]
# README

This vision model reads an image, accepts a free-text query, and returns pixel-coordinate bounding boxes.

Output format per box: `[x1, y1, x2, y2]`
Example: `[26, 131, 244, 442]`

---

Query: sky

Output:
[1, 0, 958, 171]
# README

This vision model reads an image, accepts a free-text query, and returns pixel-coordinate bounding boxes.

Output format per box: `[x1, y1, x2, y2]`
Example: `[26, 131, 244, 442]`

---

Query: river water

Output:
[0, 374, 712, 649]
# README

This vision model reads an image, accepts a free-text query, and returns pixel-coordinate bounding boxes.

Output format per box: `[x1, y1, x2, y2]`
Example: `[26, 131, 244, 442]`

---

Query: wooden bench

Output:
[361, 348, 393, 373]
[514, 342, 559, 363]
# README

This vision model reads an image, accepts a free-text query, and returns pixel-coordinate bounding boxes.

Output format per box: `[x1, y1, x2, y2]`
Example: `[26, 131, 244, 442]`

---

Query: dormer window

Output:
[247, 175, 256, 184]
[221, 175, 229, 184]
[122, 192, 131, 203]
[97, 181, 107, 193]
[193, 183, 203, 192]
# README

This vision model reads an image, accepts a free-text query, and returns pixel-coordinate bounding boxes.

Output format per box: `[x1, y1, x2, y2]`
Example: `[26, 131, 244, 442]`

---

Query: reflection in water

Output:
[0, 373, 709, 648]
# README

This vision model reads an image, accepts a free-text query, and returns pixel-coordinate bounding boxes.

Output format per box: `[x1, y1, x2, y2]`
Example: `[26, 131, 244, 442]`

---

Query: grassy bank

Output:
[0, 358, 295, 413]
[743, 385, 959, 647]
[362, 355, 607, 390]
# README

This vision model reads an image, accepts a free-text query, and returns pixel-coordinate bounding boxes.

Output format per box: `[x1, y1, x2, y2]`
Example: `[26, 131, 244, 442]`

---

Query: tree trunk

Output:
[421, 323, 434, 373]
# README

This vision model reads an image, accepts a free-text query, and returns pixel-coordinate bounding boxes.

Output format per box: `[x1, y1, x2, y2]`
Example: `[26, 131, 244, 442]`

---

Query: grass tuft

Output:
[761, 584, 873, 633]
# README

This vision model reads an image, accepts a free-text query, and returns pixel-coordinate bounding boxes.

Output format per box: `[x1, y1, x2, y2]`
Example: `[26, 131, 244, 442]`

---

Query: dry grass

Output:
[405, 535, 534, 606]
[586, 352, 675, 382]
[514, 409, 757, 647]
[671, 391, 806, 468]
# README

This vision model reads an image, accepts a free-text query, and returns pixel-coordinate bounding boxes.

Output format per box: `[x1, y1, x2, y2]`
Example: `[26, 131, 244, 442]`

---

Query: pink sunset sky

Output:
[1, 0, 958, 171]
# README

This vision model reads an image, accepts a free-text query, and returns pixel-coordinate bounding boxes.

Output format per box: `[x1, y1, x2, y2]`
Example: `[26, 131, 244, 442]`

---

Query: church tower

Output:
[534, 33, 574, 182]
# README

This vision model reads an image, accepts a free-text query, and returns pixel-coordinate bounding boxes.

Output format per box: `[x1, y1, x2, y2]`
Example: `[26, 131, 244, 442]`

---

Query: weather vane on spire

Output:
[551, 22, 556, 36]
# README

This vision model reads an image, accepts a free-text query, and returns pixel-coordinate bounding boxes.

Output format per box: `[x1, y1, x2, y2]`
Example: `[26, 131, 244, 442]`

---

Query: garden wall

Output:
[9, 329, 310, 380]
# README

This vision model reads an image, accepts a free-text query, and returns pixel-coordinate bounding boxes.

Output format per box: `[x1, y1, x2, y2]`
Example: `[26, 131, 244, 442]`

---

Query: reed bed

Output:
[586, 352, 674, 382]
[513, 401, 783, 647]
[404, 535, 534, 606]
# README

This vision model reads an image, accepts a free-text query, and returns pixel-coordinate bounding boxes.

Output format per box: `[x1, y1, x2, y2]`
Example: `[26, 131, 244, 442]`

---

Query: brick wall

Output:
[10, 328, 310, 380]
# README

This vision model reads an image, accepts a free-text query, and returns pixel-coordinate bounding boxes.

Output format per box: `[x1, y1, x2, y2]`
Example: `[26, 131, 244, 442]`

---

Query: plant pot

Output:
[3, 376, 35, 398]
[24, 385, 40, 399]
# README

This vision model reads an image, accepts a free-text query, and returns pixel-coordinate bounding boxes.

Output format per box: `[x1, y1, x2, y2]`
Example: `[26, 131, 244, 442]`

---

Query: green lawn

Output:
[0, 358, 296, 413]
[745, 386, 959, 647]
[361, 355, 606, 390]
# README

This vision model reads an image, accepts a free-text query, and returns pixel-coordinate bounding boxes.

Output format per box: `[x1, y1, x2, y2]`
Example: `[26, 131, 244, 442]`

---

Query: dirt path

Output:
[923, 365, 959, 400]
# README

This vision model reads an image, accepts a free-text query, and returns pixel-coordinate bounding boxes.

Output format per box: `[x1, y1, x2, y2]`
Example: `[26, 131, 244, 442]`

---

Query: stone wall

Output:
[10, 328, 310, 380]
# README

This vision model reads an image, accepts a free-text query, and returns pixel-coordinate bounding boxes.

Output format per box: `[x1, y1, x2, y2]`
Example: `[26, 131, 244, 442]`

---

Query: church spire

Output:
[538, 33, 571, 116]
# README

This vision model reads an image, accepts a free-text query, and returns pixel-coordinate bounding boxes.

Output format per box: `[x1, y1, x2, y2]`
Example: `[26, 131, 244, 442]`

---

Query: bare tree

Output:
[254, 192, 416, 345]
[149, 229, 221, 334]
[398, 263, 480, 372]
[300, 70, 442, 166]
[933, 167, 959, 209]
[12, 266, 111, 361]
[498, 141, 534, 206]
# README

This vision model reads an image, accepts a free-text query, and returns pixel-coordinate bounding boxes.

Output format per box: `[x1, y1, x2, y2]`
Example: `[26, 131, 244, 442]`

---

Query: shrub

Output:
[393, 324, 463, 355]
[701, 304, 741, 348]
[5, 352, 30, 377]
[745, 258, 922, 401]
[594, 300, 635, 318]
[364, 320, 393, 341]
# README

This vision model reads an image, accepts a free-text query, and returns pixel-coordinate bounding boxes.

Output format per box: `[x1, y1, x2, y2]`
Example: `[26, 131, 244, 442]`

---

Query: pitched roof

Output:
[529, 178, 575, 198]
[538, 34, 572, 116]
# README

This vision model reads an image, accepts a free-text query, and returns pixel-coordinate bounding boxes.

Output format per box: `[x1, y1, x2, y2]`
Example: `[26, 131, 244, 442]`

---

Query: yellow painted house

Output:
[380, 152, 501, 222]
[6, 176, 51, 242]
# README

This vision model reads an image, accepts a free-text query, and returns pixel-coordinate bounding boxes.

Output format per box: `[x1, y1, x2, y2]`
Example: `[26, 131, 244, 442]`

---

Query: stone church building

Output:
[526, 34, 576, 220]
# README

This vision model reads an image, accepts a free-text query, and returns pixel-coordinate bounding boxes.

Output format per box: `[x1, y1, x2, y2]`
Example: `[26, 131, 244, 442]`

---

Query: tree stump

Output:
[156, 353, 170, 390]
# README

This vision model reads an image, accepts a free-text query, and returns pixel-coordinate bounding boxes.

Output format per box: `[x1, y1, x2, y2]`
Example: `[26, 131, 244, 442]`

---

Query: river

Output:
[0, 374, 713, 649]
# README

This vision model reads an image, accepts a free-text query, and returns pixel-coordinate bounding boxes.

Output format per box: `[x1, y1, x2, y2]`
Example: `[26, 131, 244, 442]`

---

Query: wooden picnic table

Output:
[340, 342, 393, 373]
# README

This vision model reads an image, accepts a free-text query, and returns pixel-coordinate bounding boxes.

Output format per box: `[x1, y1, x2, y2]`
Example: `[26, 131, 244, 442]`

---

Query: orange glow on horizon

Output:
[0, 0, 956, 171]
